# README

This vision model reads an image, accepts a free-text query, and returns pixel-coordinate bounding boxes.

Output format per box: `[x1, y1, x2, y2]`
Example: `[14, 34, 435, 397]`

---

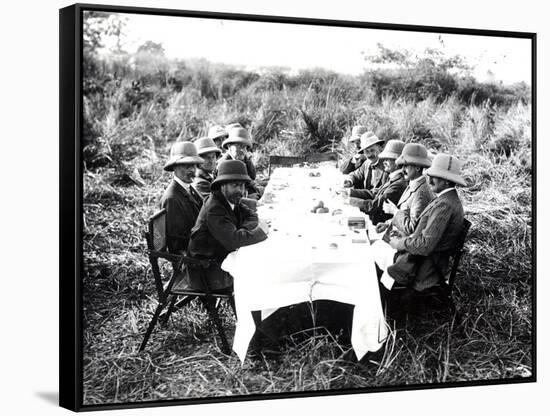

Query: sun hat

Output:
[221, 127, 253, 150]
[426, 153, 467, 186]
[378, 139, 406, 160]
[358, 133, 385, 152]
[225, 122, 243, 133]
[194, 137, 221, 156]
[210, 160, 251, 190]
[208, 125, 229, 141]
[395, 143, 432, 168]
[163, 141, 205, 171]
[348, 126, 372, 143]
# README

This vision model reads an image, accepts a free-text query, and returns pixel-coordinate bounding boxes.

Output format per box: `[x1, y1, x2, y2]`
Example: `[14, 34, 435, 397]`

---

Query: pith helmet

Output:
[378, 139, 406, 160]
[395, 143, 432, 168]
[358, 133, 385, 152]
[221, 127, 253, 150]
[348, 126, 372, 143]
[208, 125, 229, 141]
[426, 153, 467, 186]
[210, 160, 251, 190]
[194, 137, 221, 156]
[163, 141, 204, 172]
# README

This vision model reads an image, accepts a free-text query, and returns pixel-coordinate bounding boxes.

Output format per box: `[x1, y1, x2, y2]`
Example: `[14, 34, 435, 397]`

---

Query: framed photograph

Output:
[60, 3, 536, 412]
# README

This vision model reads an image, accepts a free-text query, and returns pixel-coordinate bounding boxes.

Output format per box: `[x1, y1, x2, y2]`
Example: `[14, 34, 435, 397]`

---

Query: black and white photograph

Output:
[59, 2, 534, 412]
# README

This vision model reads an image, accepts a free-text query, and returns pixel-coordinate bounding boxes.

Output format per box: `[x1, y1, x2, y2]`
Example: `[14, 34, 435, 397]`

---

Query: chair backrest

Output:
[268, 155, 305, 176]
[447, 218, 471, 290]
[304, 152, 338, 167]
[146, 208, 167, 252]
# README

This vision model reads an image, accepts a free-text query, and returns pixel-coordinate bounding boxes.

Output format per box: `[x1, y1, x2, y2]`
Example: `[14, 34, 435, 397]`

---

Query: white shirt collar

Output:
[228, 201, 235, 211]
[174, 176, 191, 192]
[437, 187, 456, 198]
[409, 175, 424, 186]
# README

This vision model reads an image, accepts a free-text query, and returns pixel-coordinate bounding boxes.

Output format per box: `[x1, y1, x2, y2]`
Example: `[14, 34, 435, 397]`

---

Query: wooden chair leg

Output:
[202, 298, 231, 354]
[228, 296, 237, 319]
[161, 296, 177, 327]
[139, 302, 165, 352]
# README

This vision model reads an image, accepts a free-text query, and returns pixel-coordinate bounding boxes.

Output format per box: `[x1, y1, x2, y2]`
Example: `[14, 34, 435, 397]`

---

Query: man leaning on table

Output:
[375, 142, 434, 236]
[340, 126, 373, 174]
[188, 160, 269, 289]
[372, 153, 466, 293]
[343, 132, 388, 197]
[348, 139, 408, 225]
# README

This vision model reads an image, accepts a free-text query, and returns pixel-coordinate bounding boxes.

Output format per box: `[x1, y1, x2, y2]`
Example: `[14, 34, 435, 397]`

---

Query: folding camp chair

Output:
[139, 208, 236, 353]
[267, 155, 305, 177]
[385, 218, 472, 317]
[304, 152, 339, 167]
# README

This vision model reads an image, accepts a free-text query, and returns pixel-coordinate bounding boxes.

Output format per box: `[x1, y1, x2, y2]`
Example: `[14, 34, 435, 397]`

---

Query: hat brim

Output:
[209, 133, 228, 141]
[395, 155, 432, 168]
[378, 150, 400, 160]
[348, 135, 362, 143]
[197, 146, 222, 156]
[426, 168, 467, 186]
[163, 155, 205, 171]
[359, 139, 385, 152]
[222, 137, 252, 149]
[210, 174, 251, 190]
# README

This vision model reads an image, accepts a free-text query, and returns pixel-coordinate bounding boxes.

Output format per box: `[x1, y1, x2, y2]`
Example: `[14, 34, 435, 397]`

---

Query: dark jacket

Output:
[188, 190, 268, 263]
[193, 168, 214, 200]
[217, 153, 260, 197]
[391, 175, 434, 236]
[159, 179, 203, 253]
[340, 154, 366, 174]
[388, 189, 465, 291]
[348, 158, 388, 197]
[353, 170, 408, 224]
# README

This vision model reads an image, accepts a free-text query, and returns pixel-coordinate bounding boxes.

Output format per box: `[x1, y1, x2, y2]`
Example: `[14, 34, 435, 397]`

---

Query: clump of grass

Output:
[81, 51, 532, 406]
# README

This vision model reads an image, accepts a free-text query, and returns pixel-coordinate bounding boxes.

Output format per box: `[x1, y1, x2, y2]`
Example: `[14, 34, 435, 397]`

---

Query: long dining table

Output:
[221, 162, 389, 362]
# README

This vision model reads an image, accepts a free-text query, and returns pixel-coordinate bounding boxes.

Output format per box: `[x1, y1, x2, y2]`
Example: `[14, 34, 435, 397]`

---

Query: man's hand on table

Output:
[389, 236, 406, 251]
[258, 220, 270, 235]
[349, 196, 365, 209]
[343, 178, 353, 188]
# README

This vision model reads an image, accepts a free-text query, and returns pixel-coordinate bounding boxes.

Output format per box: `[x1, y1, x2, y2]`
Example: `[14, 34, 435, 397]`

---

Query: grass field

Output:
[81, 48, 532, 405]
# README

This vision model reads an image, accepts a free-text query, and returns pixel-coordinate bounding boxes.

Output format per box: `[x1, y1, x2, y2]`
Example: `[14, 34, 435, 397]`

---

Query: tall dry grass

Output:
[81, 55, 533, 405]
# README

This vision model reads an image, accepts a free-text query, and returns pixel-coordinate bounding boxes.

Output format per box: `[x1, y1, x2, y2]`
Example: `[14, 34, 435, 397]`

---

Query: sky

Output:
[98, 12, 532, 85]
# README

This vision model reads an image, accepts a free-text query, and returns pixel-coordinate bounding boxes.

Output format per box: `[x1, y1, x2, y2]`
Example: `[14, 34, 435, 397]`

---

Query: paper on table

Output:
[366, 218, 386, 242]
[380, 272, 395, 290]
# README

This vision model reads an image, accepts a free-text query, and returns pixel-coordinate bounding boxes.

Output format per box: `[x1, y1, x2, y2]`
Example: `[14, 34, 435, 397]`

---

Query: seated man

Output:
[193, 137, 221, 200]
[339, 126, 372, 174]
[218, 127, 261, 199]
[160, 141, 205, 253]
[207, 125, 229, 149]
[343, 133, 388, 198]
[348, 139, 407, 224]
[188, 160, 269, 290]
[373, 153, 466, 293]
[375, 142, 434, 236]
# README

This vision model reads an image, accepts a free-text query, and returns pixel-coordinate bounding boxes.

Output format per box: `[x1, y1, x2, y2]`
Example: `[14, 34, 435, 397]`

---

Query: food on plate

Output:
[331, 209, 342, 216]
[315, 207, 329, 214]
[329, 242, 338, 249]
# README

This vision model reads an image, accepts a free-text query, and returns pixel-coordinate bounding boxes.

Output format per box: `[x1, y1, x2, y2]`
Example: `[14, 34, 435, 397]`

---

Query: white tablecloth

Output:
[222, 164, 389, 362]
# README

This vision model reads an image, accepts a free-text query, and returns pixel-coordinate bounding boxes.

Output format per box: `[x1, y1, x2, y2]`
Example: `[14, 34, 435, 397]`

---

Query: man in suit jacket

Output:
[217, 127, 261, 199]
[375, 142, 434, 236]
[339, 126, 372, 174]
[193, 137, 221, 200]
[160, 141, 205, 253]
[343, 133, 388, 196]
[188, 160, 269, 289]
[373, 153, 466, 292]
[348, 139, 407, 224]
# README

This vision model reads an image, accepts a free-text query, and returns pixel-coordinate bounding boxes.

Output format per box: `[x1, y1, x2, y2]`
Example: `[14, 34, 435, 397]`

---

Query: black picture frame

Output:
[60, 3, 536, 412]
